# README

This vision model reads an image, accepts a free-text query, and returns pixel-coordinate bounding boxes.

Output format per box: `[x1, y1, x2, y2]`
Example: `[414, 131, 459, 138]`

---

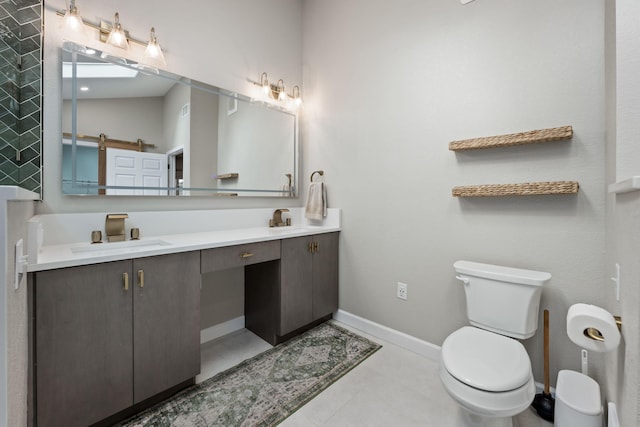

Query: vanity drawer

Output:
[201, 240, 281, 273]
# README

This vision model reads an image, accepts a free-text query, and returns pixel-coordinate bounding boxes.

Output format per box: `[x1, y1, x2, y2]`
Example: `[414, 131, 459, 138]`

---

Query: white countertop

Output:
[0, 185, 40, 201]
[29, 225, 339, 272]
[28, 208, 341, 272]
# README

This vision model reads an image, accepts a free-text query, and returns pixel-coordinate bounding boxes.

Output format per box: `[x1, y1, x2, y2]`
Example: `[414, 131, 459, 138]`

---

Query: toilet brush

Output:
[532, 309, 555, 421]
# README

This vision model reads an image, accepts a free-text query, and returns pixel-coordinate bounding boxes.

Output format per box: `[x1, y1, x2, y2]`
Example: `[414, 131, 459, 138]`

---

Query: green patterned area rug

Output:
[118, 322, 381, 427]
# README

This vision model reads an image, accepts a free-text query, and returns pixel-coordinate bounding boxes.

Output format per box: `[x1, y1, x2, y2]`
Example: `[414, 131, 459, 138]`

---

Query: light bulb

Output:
[277, 80, 287, 102]
[260, 72, 271, 100]
[142, 27, 166, 68]
[61, 0, 88, 42]
[106, 13, 129, 50]
[290, 85, 303, 110]
[63, 8, 83, 32]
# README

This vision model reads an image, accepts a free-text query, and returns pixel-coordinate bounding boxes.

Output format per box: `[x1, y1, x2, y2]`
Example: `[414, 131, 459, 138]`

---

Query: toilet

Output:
[439, 260, 551, 427]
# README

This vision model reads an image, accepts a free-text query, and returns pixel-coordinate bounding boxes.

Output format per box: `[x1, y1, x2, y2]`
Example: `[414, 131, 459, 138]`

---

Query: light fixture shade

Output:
[277, 80, 287, 102]
[260, 72, 271, 100]
[61, 0, 88, 42]
[142, 27, 166, 68]
[289, 85, 303, 110]
[106, 13, 129, 50]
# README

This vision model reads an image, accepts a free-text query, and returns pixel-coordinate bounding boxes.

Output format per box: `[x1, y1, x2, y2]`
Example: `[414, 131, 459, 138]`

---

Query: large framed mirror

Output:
[62, 44, 297, 197]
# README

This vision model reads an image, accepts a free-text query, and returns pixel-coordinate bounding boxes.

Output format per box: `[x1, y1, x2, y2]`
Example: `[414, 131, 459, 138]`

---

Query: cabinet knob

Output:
[123, 272, 129, 291]
[240, 252, 254, 259]
[138, 270, 145, 288]
[314, 242, 319, 253]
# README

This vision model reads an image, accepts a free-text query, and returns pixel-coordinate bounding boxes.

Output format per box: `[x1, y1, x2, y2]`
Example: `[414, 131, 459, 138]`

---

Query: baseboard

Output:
[333, 309, 441, 361]
[200, 316, 245, 344]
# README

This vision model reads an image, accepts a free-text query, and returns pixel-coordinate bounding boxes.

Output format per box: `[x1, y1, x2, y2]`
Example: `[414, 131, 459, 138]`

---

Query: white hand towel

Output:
[305, 182, 327, 221]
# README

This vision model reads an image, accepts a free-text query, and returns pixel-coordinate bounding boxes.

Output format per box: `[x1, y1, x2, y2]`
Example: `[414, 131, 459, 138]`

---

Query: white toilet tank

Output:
[454, 260, 551, 339]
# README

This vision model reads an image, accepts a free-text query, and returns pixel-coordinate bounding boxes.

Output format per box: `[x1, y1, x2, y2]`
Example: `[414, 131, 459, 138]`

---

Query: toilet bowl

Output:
[439, 261, 551, 426]
[440, 327, 536, 426]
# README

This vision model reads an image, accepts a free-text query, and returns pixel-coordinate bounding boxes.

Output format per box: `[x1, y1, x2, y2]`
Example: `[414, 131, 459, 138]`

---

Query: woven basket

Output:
[452, 181, 579, 197]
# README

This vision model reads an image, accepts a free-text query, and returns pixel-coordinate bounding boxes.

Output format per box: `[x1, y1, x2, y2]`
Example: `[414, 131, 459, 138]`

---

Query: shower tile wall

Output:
[0, 0, 41, 194]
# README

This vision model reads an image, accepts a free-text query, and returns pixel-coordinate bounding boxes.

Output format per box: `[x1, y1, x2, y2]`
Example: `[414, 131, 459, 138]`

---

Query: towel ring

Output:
[310, 170, 324, 182]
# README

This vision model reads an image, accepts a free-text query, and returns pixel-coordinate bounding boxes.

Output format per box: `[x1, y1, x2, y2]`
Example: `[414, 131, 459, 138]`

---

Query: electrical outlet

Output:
[397, 282, 408, 300]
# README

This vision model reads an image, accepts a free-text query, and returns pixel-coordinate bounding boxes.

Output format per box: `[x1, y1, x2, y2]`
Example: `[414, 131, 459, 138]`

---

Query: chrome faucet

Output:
[269, 209, 290, 227]
[105, 213, 128, 242]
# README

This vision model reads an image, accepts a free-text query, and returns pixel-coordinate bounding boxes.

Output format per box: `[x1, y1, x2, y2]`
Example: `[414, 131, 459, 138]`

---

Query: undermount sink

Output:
[70, 239, 171, 255]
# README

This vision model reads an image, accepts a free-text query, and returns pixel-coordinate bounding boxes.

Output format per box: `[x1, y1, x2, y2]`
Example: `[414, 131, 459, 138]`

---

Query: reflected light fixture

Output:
[106, 12, 129, 50]
[253, 72, 302, 110]
[290, 85, 302, 109]
[142, 27, 166, 68]
[260, 72, 271, 98]
[276, 79, 287, 102]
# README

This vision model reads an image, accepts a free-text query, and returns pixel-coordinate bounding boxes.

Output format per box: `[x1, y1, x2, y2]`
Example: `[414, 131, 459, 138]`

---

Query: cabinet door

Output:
[35, 261, 133, 427]
[280, 236, 313, 335]
[133, 252, 201, 403]
[312, 232, 339, 319]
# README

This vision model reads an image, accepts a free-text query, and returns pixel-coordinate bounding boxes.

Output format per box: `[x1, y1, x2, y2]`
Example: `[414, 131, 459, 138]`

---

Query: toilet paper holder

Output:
[583, 316, 622, 342]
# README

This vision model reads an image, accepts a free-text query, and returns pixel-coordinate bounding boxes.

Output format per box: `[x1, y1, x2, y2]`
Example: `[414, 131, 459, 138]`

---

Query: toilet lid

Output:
[442, 326, 532, 392]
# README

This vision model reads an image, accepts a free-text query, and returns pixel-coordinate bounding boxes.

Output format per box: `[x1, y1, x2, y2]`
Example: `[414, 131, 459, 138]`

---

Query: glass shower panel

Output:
[0, 0, 41, 194]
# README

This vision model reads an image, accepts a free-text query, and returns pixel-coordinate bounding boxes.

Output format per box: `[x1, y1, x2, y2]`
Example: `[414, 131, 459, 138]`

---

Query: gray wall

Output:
[62, 97, 165, 150]
[302, 0, 606, 389]
[190, 88, 219, 189]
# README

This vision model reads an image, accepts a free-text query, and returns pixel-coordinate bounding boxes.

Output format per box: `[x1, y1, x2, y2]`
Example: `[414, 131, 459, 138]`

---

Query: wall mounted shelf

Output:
[215, 173, 239, 180]
[448, 126, 573, 151]
[452, 181, 579, 197]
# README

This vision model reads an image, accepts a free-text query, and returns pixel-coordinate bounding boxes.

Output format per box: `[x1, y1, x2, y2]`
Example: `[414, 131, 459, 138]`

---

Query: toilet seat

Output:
[439, 362, 536, 418]
[439, 327, 536, 418]
[442, 326, 531, 392]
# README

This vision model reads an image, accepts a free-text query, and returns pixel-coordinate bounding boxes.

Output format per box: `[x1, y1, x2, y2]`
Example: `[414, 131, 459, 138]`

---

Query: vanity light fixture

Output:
[142, 27, 167, 68]
[57, 3, 168, 68]
[105, 13, 129, 50]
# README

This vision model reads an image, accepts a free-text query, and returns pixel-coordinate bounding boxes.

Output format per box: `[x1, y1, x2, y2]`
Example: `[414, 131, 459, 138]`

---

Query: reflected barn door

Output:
[106, 148, 168, 195]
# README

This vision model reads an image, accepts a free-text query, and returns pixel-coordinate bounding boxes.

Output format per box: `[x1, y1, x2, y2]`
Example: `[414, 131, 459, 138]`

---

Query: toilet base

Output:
[456, 408, 513, 427]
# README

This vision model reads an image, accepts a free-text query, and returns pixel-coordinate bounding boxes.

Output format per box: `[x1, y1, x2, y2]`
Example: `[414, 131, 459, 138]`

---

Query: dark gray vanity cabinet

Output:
[132, 252, 201, 403]
[280, 232, 339, 335]
[245, 232, 339, 344]
[34, 260, 133, 427]
[32, 251, 200, 427]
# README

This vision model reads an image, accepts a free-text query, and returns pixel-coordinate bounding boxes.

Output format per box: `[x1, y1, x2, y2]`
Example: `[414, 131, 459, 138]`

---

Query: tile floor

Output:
[197, 322, 554, 427]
